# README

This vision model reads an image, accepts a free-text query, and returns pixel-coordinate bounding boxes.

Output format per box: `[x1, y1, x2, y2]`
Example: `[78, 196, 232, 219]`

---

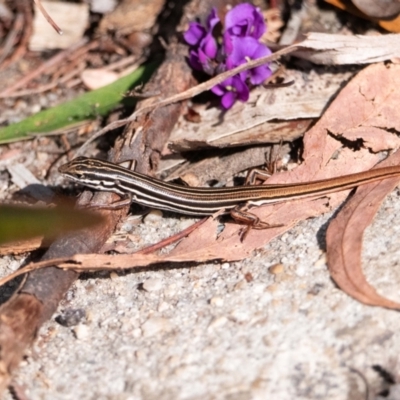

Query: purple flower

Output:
[184, 8, 220, 74]
[211, 75, 249, 109]
[183, 4, 272, 109]
[226, 36, 272, 85]
[225, 3, 266, 40]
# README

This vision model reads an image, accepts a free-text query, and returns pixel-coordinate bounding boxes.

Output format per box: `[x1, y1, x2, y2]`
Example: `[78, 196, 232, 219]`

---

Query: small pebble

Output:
[294, 265, 307, 277]
[268, 263, 284, 275]
[179, 218, 195, 230]
[132, 328, 142, 338]
[209, 296, 224, 307]
[314, 253, 327, 268]
[244, 272, 253, 282]
[164, 284, 177, 298]
[55, 308, 86, 327]
[230, 309, 249, 323]
[208, 316, 228, 330]
[144, 209, 163, 224]
[142, 317, 172, 337]
[73, 324, 89, 340]
[29, 103, 41, 114]
[158, 301, 169, 312]
[109, 271, 119, 280]
[221, 262, 230, 269]
[142, 278, 163, 292]
[121, 222, 134, 232]
[179, 173, 200, 187]
[252, 282, 266, 294]
[234, 280, 247, 291]
[259, 291, 272, 304]
[135, 349, 147, 362]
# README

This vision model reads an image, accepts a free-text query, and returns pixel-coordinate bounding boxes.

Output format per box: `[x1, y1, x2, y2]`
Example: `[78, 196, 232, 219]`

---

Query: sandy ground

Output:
[2, 187, 400, 400]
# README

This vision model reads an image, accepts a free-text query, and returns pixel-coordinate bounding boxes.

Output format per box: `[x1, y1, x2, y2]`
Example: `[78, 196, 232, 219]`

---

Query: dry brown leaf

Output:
[326, 149, 400, 309]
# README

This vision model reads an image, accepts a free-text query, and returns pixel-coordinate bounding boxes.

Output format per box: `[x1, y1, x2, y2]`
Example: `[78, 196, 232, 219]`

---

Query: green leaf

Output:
[0, 62, 159, 144]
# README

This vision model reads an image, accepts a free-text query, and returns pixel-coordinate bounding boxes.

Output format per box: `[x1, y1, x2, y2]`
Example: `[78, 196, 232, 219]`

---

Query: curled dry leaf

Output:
[326, 149, 400, 309]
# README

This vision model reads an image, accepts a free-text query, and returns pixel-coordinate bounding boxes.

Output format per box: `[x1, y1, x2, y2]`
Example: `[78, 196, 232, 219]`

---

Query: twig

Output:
[0, 13, 24, 66]
[33, 0, 63, 35]
[135, 217, 208, 254]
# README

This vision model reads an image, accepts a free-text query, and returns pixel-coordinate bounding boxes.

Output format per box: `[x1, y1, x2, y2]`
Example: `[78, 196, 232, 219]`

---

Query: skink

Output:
[59, 156, 400, 228]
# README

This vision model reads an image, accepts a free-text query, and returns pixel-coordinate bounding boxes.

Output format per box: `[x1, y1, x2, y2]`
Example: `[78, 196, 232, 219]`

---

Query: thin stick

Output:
[136, 217, 207, 255]
[33, 0, 63, 35]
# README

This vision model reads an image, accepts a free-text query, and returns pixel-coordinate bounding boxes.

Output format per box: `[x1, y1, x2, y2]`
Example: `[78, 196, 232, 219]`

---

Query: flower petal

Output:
[201, 34, 217, 59]
[225, 4, 266, 39]
[211, 84, 225, 96]
[184, 22, 206, 46]
[221, 91, 236, 109]
[232, 76, 249, 101]
[206, 8, 220, 30]
[249, 65, 272, 85]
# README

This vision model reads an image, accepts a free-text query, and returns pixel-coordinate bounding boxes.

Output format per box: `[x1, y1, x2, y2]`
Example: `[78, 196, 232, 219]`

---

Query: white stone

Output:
[142, 278, 163, 292]
[209, 296, 224, 307]
[208, 316, 228, 331]
[142, 317, 172, 337]
[73, 324, 89, 340]
[144, 209, 163, 224]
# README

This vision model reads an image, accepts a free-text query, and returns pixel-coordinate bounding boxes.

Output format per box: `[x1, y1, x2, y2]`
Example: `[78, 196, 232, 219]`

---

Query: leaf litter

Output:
[4, 62, 400, 308]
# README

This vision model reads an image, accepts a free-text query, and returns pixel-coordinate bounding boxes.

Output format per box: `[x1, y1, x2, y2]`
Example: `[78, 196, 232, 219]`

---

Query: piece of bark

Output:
[295, 32, 400, 64]
[162, 145, 280, 186]
[166, 68, 349, 151]
[0, 238, 44, 256]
